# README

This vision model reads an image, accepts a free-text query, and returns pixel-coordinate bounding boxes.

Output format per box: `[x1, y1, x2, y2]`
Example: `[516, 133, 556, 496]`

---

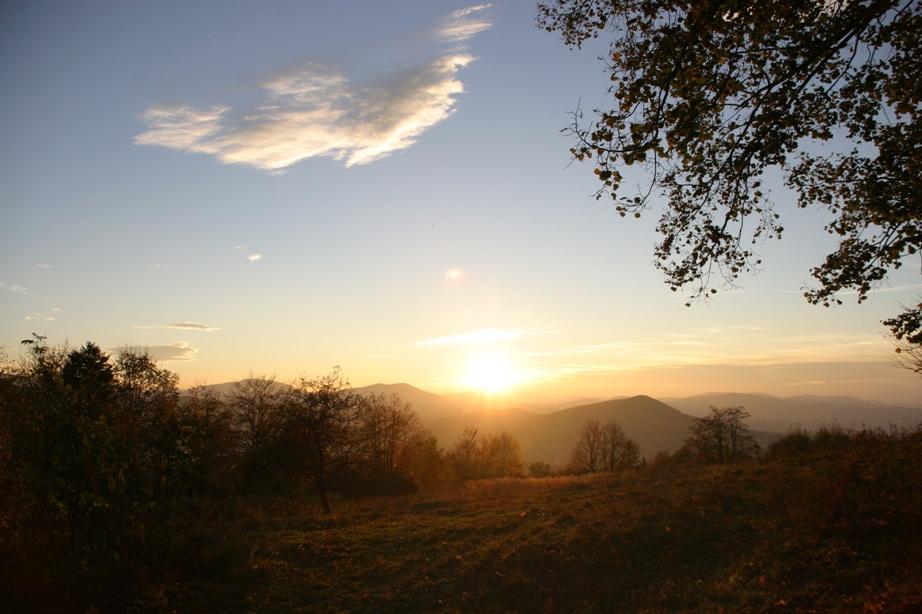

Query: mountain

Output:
[424, 395, 700, 466]
[663, 392, 922, 432]
[181, 378, 292, 399]
[349, 383, 459, 420]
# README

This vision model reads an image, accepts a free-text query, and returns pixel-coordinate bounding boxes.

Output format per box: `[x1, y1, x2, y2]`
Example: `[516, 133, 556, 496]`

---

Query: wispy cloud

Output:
[33, 263, 54, 269]
[113, 342, 199, 363]
[162, 322, 220, 332]
[25, 312, 56, 321]
[438, 4, 493, 41]
[132, 322, 220, 332]
[247, 253, 263, 262]
[417, 328, 556, 348]
[135, 7, 492, 171]
[0, 282, 30, 296]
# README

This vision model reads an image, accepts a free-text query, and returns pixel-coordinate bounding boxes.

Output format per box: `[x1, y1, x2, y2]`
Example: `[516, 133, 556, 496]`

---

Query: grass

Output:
[7, 428, 922, 612]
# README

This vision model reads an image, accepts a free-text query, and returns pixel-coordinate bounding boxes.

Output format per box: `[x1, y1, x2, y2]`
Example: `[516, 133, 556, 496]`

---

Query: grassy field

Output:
[7, 429, 922, 612]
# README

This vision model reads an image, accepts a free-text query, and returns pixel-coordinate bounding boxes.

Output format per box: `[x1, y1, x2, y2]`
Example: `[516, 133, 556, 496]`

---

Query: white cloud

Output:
[438, 4, 493, 41]
[33, 263, 54, 269]
[25, 312, 55, 321]
[161, 322, 220, 332]
[114, 342, 199, 363]
[0, 282, 30, 296]
[134, 7, 492, 172]
[132, 322, 219, 332]
[247, 253, 263, 262]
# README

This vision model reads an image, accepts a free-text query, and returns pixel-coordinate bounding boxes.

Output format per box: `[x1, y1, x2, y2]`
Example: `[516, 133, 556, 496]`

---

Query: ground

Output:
[5, 430, 922, 612]
[162, 432, 922, 613]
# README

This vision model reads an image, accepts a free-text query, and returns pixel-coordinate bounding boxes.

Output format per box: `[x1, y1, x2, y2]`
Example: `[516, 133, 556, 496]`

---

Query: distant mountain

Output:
[349, 383, 459, 420]
[663, 392, 922, 432]
[192, 381, 922, 464]
[424, 395, 702, 466]
[182, 378, 291, 399]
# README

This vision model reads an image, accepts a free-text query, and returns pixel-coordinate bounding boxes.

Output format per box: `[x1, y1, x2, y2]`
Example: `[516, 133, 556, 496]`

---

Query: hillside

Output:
[425, 396, 699, 465]
[11, 428, 920, 612]
[665, 392, 922, 432]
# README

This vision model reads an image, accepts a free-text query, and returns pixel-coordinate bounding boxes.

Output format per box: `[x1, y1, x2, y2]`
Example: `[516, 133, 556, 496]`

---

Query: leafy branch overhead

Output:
[537, 0, 920, 340]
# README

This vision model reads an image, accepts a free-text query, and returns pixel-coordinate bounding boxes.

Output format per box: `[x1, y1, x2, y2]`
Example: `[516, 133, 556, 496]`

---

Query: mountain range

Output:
[188, 381, 922, 466]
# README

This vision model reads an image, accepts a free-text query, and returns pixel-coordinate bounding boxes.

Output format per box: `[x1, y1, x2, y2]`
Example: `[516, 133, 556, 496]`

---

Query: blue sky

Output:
[1, 1, 920, 404]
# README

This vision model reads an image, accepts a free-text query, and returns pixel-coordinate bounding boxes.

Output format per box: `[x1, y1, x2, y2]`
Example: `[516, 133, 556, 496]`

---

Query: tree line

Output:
[0, 337, 762, 571]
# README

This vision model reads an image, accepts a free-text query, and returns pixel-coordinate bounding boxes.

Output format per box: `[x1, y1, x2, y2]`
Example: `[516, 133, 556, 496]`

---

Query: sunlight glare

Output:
[465, 353, 518, 394]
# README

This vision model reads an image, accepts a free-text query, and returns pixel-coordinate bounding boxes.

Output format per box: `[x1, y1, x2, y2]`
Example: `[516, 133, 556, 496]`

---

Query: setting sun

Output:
[464, 353, 518, 394]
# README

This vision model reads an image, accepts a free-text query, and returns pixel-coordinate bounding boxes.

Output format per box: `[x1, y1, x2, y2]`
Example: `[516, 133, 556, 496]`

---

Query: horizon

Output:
[2, 1, 920, 406]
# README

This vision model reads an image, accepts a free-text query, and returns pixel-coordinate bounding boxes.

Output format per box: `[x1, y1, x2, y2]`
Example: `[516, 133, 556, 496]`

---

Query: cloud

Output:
[161, 322, 220, 332]
[0, 282, 30, 296]
[33, 263, 54, 269]
[134, 7, 491, 172]
[247, 253, 263, 262]
[25, 312, 56, 321]
[438, 4, 493, 41]
[114, 342, 199, 363]
[417, 328, 556, 348]
[133, 322, 220, 332]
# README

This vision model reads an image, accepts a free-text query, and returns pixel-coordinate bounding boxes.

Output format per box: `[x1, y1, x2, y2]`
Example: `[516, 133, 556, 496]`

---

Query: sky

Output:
[1, 1, 920, 405]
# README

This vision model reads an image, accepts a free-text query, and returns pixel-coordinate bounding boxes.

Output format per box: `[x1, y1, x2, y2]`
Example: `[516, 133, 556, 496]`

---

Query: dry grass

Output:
[6, 429, 922, 612]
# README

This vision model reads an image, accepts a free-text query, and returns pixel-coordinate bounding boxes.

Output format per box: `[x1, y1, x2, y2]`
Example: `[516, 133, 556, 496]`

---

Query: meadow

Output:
[7, 426, 920, 612]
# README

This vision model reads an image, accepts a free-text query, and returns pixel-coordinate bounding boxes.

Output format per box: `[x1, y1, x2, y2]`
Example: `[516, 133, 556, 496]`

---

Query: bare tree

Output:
[357, 392, 420, 478]
[281, 367, 359, 514]
[685, 406, 759, 464]
[601, 422, 642, 472]
[482, 432, 524, 478]
[571, 419, 605, 473]
[449, 427, 482, 480]
[231, 375, 283, 449]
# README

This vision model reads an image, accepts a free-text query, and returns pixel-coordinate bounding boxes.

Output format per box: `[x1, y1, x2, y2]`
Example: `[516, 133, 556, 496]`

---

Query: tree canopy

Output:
[537, 0, 921, 353]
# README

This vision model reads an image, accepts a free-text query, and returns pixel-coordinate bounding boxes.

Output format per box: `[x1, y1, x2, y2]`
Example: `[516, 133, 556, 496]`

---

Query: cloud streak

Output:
[438, 4, 493, 41]
[113, 342, 199, 363]
[0, 282, 30, 296]
[162, 322, 220, 332]
[132, 322, 220, 332]
[134, 6, 492, 172]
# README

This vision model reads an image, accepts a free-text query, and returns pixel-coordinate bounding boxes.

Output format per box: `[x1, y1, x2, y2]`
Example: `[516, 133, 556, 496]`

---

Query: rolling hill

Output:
[423, 396, 699, 466]
[664, 392, 922, 432]
[184, 381, 921, 466]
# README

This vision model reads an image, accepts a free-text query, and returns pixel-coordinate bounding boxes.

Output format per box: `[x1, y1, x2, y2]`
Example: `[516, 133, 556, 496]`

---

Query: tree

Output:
[449, 427, 483, 479]
[357, 392, 420, 478]
[280, 367, 359, 513]
[482, 432, 524, 477]
[571, 419, 641, 473]
[571, 419, 605, 473]
[231, 375, 284, 450]
[538, 0, 921, 355]
[886, 299, 922, 373]
[601, 422, 642, 471]
[684, 406, 759, 463]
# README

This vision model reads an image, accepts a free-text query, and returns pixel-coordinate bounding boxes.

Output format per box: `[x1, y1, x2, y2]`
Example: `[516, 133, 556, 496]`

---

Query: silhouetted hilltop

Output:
[425, 395, 701, 465]
[665, 392, 922, 432]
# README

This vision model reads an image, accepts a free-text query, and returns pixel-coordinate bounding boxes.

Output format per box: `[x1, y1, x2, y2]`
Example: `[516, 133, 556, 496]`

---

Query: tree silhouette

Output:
[684, 406, 759, 464]
[571, 419, 641, 473]
[538, 0, 921, 357]
[281, 367, 359, 513]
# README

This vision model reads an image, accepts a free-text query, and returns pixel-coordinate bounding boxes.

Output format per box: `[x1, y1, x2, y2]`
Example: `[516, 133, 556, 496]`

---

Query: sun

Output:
[465, 353, 518, 394]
